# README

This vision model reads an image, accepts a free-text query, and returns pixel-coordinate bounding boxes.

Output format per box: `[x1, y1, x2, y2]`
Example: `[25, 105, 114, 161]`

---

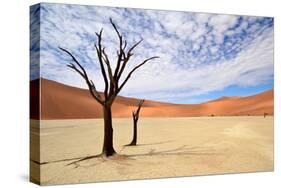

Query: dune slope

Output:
[30, 78, 273, 119]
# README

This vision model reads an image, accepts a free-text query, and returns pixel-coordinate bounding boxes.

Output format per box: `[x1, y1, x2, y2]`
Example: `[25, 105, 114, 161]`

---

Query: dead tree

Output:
[59, 19, 159, 157]
[264, 112, 268, 118]
[128, 99, 145, 146]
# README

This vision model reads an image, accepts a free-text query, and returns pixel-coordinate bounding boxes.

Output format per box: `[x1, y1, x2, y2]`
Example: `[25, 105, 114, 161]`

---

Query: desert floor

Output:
[30, 116, 273, 185]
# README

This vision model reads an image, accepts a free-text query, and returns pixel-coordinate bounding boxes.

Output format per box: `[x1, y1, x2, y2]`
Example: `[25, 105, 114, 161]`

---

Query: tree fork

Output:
[128, 99, 145, 146]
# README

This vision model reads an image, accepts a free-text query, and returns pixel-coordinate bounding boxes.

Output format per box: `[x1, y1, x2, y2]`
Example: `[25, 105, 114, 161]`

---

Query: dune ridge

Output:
[30, 78, 273, 119]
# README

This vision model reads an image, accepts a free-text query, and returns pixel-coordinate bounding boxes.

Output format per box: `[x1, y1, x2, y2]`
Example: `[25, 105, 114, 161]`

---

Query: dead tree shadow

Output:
[131, 140, 174, 146]
[66, 144, 220, 168]
[33, 144, 220, 169]
[123, 145, 219, 158]
[123, 140, 174, 147]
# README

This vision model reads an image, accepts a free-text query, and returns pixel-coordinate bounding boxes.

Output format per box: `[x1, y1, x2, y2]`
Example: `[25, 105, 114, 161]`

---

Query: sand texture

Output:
[30, 116, 273, 185]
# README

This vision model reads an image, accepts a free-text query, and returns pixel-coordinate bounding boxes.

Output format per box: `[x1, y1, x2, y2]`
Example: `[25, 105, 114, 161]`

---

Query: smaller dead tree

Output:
[128, 99, 145, 146]
[264, 112, 268, 118]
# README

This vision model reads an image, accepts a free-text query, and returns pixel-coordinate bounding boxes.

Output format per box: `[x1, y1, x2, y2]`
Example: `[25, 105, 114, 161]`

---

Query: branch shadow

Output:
[34, 144, 220, 170]
[132, 140, 174, 146]
[68, 144, 220, 169]
[123, 145, 219, 158]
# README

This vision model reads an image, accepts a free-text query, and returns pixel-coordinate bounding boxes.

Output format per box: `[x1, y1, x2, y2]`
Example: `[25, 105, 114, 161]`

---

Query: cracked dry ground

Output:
[30, 116, 273, 185]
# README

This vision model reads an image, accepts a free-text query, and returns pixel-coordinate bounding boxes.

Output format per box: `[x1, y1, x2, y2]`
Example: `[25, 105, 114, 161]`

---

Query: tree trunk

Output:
[129, 117, 138, 145]
[102, 105, 116, 156]
[128, 99, 144, 146]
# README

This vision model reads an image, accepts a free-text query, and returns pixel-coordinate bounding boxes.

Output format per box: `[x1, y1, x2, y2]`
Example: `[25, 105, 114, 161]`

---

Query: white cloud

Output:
[121, 28, 273, 101]
[208, 15, 238, 43]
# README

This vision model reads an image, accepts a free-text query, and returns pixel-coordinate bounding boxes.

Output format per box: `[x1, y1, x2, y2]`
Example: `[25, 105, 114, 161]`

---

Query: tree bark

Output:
[102, 105, 116, 156]
[129, 117, 138, 145]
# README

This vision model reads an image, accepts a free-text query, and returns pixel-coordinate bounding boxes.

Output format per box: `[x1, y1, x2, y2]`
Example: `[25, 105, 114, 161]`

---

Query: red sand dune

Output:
[30, 78, 274, 119]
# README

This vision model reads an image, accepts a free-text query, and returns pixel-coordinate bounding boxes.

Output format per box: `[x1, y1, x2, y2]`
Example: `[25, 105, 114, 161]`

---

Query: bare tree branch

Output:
[110, 18, 126, 81]
[95, 29, 109, 99]
[101, 48, 117, 99]
[127, 39, 143, 56]
[66, 63, 86, 79]
[117, 56, 159, 93]
[59, 47, 104, 104]
[134, 99, 145, 119]
[90, 80, 102, 99]
[101, 48, 114, 85]
[116, 55, 131, 81]
[116, 39, 143, 81]
[110, 18, 122, 38]
[133, 99, 145, 122]
[59, 47, 89, 78]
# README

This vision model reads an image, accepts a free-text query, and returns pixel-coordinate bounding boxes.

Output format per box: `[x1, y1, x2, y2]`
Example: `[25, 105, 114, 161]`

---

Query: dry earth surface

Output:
[30, 116, 273, 185]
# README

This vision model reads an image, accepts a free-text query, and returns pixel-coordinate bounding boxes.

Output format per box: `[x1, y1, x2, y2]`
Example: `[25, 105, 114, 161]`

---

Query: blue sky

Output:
[30, 3, 274, 104]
